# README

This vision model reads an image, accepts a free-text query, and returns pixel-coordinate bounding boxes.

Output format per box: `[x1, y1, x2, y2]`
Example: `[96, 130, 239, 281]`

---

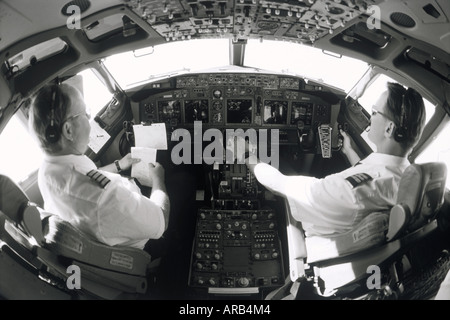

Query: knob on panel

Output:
[238, 277, 250, 287]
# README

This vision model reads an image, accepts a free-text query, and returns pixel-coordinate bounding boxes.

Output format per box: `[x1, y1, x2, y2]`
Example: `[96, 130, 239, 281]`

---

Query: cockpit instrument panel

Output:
[185, 99, 209, 123]
[138, 73, 340, 155]
[226, 99, 253, 124]
[188, 164, 285, 295]
[158, 100, 182, 127]
[141, 74, 334, 125]
[263, 100, 288, 125]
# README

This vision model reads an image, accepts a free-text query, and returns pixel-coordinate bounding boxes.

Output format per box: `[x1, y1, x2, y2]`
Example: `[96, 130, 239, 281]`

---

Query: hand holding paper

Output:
[130, 123, 168, 186]
[131, 147, 157, 187]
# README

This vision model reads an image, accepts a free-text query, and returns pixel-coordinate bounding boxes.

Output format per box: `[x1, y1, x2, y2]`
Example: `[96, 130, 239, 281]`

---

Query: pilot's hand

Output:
[340, 129, 360, 165]
[148, 162, 165, 181]
[340, 129, 354, 155]
[136, 162, 165, 187]
[118, 153, 141, 171]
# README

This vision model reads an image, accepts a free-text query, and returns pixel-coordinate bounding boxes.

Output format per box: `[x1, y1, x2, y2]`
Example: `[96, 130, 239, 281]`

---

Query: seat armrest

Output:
[306, 212, 389, 263]
[284, 200, 307, 282]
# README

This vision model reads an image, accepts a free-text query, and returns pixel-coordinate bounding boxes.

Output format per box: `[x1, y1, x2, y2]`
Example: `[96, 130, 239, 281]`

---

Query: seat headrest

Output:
[396, 162, 447, 232]
[0, 174, 30, 223]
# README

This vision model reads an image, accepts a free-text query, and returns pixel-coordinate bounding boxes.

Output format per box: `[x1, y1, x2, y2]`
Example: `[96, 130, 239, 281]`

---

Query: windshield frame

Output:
[103, 38, 370, 93]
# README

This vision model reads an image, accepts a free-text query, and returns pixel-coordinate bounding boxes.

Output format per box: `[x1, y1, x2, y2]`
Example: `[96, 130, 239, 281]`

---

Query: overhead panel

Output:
[123, 0, 384, 45]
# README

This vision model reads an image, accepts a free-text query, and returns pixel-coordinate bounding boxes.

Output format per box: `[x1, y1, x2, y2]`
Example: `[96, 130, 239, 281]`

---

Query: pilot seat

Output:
[270, 162, 450, 300]
[0, 174, 160, 300]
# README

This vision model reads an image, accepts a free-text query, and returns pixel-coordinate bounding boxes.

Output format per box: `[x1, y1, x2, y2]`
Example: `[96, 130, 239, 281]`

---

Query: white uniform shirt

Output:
[254, 153, 410, 237]
[38, 154, 166, 249]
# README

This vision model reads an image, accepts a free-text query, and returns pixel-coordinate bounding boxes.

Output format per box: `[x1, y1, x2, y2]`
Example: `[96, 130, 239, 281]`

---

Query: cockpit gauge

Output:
[213, 101, 223, 110]
[213, 89, 223, 99]
[213, 113, 223, 123]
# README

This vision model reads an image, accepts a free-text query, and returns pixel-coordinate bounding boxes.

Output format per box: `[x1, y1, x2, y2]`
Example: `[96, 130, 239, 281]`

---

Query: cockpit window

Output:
[0, 115, 43, 182]
[358, 74, 435, 124]
[77, 69, 114, 116]
[0, 69, 111, 183]
[244, 39, 369, 92]
[103, 38, 369, 93]
[416, 122, 450, 189]
[103, 39, 229, 89]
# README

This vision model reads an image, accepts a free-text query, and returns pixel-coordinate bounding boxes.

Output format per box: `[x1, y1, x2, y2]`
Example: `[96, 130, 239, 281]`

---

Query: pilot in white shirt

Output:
[247, 82, 426, 237]
[29, 83, 170, 250]
[252, 153, 409, 237]
[38, 154, 167, 249]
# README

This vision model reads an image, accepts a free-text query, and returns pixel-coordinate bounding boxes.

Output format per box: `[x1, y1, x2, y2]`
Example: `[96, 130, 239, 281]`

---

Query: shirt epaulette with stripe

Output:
[86, 170, 111, 188]
[345, 173, 373, 188]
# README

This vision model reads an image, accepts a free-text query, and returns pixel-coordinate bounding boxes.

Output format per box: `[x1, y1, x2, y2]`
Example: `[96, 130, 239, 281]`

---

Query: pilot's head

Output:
[29, 83, 91, 155]
[368, 82, 426, 155]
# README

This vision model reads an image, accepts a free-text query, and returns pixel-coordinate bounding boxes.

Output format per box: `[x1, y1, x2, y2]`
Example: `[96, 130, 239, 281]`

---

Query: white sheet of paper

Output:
[133, 123, 168, 150]
[131, 147, 157, 184]
[88, 120, 111, 154]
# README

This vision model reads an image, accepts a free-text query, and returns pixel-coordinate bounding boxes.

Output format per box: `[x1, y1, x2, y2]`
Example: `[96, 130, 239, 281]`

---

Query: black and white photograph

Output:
[0, 0, 449, 309]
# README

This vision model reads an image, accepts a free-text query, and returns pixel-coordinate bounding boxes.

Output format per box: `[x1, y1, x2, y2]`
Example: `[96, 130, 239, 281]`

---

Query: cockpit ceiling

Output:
[146, 0, 377, 44]
[0, 0, 449, 54]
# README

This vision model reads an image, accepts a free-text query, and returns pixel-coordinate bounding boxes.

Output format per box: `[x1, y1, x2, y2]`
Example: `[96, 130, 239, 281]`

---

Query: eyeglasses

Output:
[371, 107, 395, 122]
[62, 111, 91, 123]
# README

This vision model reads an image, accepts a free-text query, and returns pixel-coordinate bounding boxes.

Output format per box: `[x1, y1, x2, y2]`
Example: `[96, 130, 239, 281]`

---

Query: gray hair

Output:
[28, 83, 82, 154]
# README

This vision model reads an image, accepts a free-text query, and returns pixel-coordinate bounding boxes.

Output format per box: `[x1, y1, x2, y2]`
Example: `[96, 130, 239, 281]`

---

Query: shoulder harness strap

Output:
[86, 170, 111, 189]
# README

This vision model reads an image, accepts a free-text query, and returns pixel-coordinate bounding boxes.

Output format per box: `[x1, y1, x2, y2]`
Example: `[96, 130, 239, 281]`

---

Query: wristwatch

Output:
[114, 160, 122, 173]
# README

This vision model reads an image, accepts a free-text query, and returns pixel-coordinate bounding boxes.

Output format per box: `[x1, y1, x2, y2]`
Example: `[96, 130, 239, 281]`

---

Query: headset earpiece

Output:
[394, 93, 407, 143]
[45, 85, 61, 144]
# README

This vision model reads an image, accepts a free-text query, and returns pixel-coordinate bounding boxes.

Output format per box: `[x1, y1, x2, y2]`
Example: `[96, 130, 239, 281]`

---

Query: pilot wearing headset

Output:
[28, 83, 170, 253]
[246, 82, 427, 238]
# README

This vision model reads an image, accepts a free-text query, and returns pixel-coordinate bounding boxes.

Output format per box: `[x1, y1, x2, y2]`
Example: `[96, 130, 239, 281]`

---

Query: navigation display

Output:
[158, 100, 182, 124]
[291, 102, 313, 126]
[226, 99, 252, 124]
[263, 100, 288, 124]
[185, 100, 209, 123]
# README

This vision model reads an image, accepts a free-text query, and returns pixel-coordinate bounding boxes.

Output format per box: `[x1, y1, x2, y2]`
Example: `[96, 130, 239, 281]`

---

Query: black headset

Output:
[45, 84, 61, 144]
[393, 93, 408, 143]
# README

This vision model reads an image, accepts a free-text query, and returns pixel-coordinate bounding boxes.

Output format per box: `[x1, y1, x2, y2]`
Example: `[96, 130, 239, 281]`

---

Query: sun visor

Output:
[405, 47, 450, 84]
